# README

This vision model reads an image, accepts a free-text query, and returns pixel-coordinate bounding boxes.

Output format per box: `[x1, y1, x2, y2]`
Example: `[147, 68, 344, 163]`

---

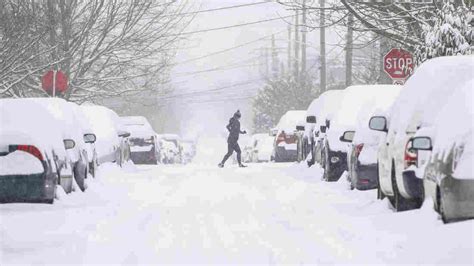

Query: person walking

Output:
[218, 110, 247, 168]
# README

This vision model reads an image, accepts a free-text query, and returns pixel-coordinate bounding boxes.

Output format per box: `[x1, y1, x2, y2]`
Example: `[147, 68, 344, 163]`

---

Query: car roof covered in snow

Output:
[121, 116, 149, 126]
[331, 85, 401, 130]
[352, 86, 402, 144]
[389, 55, 474, 139]
[26, 98, 88, 149]
[161, 134, 181, 141]
[276, 110, 306, 132]
[306, 90, 343, 119]
[121, 116, 155, 138]
[0, 98, 68, 159]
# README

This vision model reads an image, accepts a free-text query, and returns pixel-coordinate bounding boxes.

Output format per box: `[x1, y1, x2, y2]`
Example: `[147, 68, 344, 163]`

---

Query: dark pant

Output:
[221, 141, 241, 165]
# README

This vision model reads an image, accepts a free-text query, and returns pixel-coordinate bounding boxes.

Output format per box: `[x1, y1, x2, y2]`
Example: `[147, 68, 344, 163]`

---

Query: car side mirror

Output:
[84, 133, 96, 144]
[411, 136, 432, 151]
[118, 130, 130, 138]
[320, 125, 327, 133]
[296, 125, 305, 131]
[270, 128, 278, 137]
[369, 116, 388, 132]
[63, 139, 76, 150]
[306, 115, 316, 124]
[339, 131, 355, 143]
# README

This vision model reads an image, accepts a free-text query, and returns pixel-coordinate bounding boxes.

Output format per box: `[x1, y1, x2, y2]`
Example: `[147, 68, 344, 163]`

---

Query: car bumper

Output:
[402, 170, 424, 199]
[441, 176, 474, 221]
[0, 173, 56, 203]
[130, 151, 156, 164]
[354, 163, 378, 190]
[275, 146, 297, 162]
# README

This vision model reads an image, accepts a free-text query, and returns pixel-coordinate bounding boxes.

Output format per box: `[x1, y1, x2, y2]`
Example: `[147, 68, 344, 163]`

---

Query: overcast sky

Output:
[163, 0, 341, 140]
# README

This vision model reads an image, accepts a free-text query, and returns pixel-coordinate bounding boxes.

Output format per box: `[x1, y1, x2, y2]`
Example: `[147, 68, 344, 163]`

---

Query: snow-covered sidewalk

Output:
[1, 162, 473, 265]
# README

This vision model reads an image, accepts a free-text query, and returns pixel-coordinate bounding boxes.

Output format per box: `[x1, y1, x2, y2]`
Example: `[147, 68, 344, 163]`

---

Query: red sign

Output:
[41, 70, 68, 95]
[383, 48, 414, 80]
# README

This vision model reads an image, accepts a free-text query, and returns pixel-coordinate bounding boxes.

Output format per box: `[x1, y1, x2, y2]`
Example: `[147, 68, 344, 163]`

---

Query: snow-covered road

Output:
[1, 162, 473, 265]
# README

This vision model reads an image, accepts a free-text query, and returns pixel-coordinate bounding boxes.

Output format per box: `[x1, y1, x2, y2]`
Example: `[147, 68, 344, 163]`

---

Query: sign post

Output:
[383, 48, 414, 85]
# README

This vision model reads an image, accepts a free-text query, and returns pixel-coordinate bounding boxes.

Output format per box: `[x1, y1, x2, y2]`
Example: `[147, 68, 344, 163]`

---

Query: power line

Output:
[166, 14, 296, 37]
[174, 29, 286, 65]
[174, 62, 263, 77]
[157, 78, 264, 100]
[164, 1, 271, 17]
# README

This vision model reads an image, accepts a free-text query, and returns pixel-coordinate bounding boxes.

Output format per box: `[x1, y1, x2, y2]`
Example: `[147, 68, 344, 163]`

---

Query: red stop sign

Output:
[41, 70, 68, 95]
[383, 48, 414, 80]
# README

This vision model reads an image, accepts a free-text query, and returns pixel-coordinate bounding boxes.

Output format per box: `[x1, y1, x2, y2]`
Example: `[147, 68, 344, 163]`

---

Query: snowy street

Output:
[2, 152, 473, 265]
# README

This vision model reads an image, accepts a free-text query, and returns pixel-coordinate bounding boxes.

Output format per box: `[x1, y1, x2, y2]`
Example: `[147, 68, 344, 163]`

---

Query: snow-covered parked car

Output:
[322, 85, 395, 182]
[303, 90, 343, 166]
[305, 90, 344, 166]
[0, 99, 74, 202]
[121, 116, 159, 165]
[25, 98, 93, 192]
[347, 85, 401, 190]
[411, 78, 473, 222]
[69, 103, 99, 178]
[82, 105, 131, 167]
[369, 56, 474, 212]
[273, 110, 306, 162]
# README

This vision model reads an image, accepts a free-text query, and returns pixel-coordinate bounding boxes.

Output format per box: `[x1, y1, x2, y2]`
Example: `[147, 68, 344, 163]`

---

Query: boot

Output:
[218, 163, 224, 168]
[238, 163, 247, 168]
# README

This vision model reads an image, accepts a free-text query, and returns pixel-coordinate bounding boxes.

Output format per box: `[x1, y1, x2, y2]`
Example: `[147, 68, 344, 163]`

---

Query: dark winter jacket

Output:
[226, 116, 244, 143]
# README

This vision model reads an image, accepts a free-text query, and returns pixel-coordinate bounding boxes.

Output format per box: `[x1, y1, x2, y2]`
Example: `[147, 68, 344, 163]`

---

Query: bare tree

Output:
[0, 0, 193, 102]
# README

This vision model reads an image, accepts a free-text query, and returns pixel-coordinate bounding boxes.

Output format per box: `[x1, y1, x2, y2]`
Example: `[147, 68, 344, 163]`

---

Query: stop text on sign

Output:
[383, 48, 414, 81]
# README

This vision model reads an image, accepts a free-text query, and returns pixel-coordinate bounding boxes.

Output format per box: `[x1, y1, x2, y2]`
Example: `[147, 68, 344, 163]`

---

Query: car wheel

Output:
[391, 162, 419, 212]
[436, 186, 448, 223]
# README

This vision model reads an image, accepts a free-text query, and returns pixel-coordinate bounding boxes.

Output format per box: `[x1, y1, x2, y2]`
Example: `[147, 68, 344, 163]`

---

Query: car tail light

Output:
[9, 145, 44, 161]
[285, 134, 296, 144]
[276, 132, 286, 145]
[355, 144, 364, 158]
[404, 140, 417, 168]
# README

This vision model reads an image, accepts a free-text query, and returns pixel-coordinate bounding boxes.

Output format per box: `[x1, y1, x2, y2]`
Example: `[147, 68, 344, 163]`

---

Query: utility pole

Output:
[319, 0, 326, 92]
[287, 25, 292, 76]
[294, 9, 300, 81]
[301, 0, 307, 77]
[271, 34, 279, 78]
[345, 13, 354, 87]
[379, 36, 392, 84]
[265, 47, 269, 78]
